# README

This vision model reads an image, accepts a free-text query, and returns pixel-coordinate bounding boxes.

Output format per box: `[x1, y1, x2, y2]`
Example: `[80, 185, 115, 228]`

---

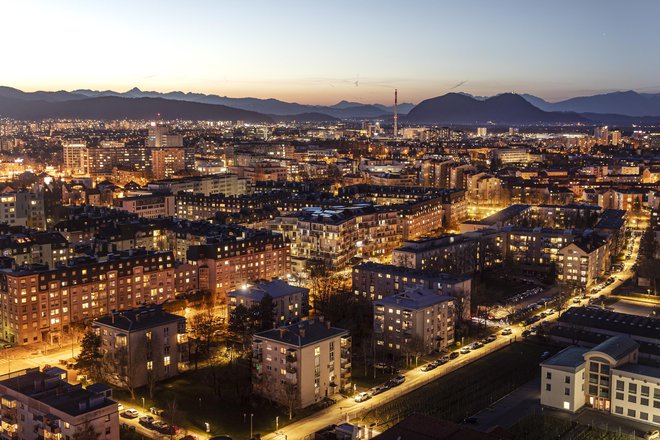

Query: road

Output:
[263, 329, 526, 440]
[264, 233, 644, 440]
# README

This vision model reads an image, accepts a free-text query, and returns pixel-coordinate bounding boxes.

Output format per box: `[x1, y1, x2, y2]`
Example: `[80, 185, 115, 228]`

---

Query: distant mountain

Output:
[0, 96, 272, 122]
[270, 112, 339, 123]
[71, 88, 410, 118]
[0, 86, 89, 102]
[406, 93, 585, 124]
[521, 91, 660, 117]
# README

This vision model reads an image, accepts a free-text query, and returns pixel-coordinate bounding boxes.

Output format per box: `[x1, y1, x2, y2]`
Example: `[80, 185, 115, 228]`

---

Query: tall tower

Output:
[393, 89, 398, 140]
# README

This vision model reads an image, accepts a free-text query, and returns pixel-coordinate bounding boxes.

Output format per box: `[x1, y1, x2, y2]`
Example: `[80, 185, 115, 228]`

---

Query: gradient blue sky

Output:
[2, 0, 659, 104]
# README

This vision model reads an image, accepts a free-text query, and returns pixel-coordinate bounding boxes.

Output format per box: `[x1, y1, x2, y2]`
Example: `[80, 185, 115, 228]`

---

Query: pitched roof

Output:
[254, 318, 347, 347]
[588, 335, 639, 361]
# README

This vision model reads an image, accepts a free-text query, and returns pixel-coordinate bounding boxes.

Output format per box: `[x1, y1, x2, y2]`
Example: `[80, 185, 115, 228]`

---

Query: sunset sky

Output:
[3, 0, 660, 105]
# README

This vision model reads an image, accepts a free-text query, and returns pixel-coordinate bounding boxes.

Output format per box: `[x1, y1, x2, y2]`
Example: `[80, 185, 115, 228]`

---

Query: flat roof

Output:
[541, 346, 588, 369]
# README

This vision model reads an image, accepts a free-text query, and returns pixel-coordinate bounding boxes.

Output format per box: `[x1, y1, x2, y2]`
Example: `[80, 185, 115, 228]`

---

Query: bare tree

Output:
[103, 346, 137, 400]
[283, 381, 299, 420]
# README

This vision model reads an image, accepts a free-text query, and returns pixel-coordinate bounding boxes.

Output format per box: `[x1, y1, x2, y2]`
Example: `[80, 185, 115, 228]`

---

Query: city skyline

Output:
[4, 0, 660, 105]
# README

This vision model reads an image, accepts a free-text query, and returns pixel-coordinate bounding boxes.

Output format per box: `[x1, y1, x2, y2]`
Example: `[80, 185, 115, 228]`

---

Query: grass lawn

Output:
[510, 414, 638, 440]
[360, 341, 555, 430]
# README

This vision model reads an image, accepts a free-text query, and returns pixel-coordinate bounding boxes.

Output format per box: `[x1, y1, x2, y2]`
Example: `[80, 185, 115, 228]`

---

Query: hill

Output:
[406, 93, 584, 124]
[0, 96, 272, 122]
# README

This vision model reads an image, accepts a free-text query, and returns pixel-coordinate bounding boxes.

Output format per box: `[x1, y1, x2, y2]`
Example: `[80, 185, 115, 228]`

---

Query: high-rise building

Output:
[151, 148, 186, 180]
[476, 127, 488, 137]
[610, 130, 622, 145]
[594, 126, 609, 143]
[88, 141, 123, 177]
[147, 123, 183, 148]
[62, 140, 89, 176]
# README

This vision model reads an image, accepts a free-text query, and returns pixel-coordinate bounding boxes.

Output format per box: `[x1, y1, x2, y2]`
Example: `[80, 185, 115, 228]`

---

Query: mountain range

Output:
[2, 86, 660, 124]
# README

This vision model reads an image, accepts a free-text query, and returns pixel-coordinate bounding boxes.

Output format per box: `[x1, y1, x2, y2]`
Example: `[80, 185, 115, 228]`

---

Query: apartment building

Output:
[228, 279, 309, 327]
[0, 250, 175, 345]
[151, 148, 186, 180]
[541, 335, 660, 426]
[374, 288, 455, 355]
[88, 141, 124, 177]
[113, 194, 175, 218]
[186, 230, 290, 300]
[147, 174, 247, 197]
[252, 318, 351, 409]
[398, 197, 444, 241]
[351, 262, 471, 316]
[0, 191, 46, 230]
[288, 205, 401, 268]
[62, 140, 89, 177]
[392, 234, 478, 275]
[93, 305, 188, 388]
[556, 235, 610, 287]
[0, 367, 119, 440]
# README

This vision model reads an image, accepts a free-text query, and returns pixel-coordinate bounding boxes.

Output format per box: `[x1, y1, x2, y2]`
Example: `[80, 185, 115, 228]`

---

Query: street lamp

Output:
[141, 397, 145, 409]
[250, 413, 254, 439]
[275, 415, 279, 431]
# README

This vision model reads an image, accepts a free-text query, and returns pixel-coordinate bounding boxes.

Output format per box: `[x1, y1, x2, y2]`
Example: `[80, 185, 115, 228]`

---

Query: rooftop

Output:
[228, 279, 308, 301]
[254, 317, 348, 347]
[375, 288, 454, 310]
[94, 304, 183, 332]
[589, 335, 639, 361]
[541, 346, 589, 369]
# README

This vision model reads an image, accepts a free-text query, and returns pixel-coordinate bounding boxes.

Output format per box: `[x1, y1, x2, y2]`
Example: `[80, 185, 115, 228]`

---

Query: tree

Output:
[146, 367, 160, 400]
[75, 331, 103, 382]
[188, 310, 222, 356]
[283, 382, 299, 420]
[228, 304, 253, 349]
[254, 294, 275, 331]
[104, 346, 137, 400]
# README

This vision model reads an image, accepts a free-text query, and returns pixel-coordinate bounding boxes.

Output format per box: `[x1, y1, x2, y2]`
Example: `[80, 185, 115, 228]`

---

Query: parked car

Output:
[501, 328, 512, 336]
[370, 385, 388, 395]
[138, 416, 154, 428]
[522, 330, 532, 338]
[354, 392, 370, 403]
[644, 430, 659, 440]
[449, 351, 460, 360]
[459, 346, 471, 354]
[421, 363, 437, 372]
[440, 354, 451, 362]
[463, 416, 478, 425]
[389, 375, 406, 387]
[121, 409, 139, 419]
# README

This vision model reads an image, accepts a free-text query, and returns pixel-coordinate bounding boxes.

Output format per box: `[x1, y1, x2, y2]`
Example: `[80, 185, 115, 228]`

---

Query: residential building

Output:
[228, 279, 309, 327]
[186, 230, 290, 300]
[252, 317, 351, 409]
[556, 235, 610, 287]
[113, 194, 175, 218]
[151, 147, 186, 180]
[374, 288, 455, 355]
[0, 250, 175, 345]
[147, 173, 247, 197]
[0, 367, 119, 440]
[351, 262, 471, 317]
[93, 305, 188, 389]
[62, 140, 89, 177]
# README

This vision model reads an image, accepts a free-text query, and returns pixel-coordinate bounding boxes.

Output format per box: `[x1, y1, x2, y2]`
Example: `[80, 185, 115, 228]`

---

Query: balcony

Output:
[285, 372, 297, 383]
[286, 365, 297, 374]
[285, 354, 297, 363]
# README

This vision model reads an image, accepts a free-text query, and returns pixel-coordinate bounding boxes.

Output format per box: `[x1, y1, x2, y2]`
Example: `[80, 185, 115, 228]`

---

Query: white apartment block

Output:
[541, 335, 660, 426]
[252, 318, 351, 409]
[374, 288, 455, 355]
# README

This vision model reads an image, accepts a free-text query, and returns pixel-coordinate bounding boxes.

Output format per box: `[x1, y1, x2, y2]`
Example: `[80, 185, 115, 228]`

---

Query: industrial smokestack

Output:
[394, 89, 398, 140]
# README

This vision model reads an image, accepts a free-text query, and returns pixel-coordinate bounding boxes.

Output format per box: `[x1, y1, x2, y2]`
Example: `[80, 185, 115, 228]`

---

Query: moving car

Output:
[354, 392, 370, 403]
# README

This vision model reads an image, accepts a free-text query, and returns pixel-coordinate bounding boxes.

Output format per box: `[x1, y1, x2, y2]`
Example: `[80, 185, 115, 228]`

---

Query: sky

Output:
[2, 0, 660, 105]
